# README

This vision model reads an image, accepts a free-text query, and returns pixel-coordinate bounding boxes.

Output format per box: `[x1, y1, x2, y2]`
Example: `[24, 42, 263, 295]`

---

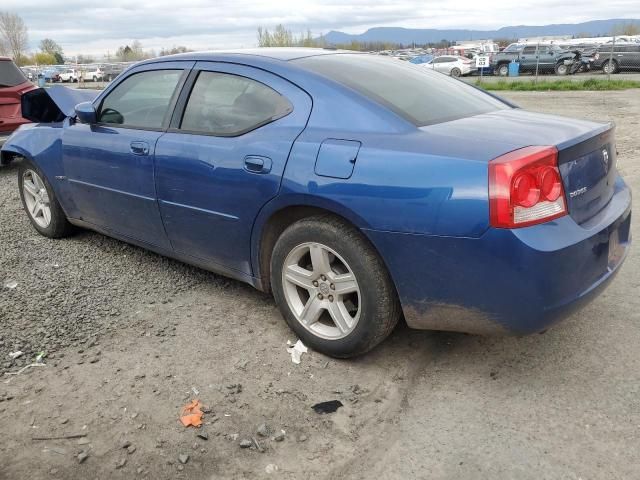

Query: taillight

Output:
[489, 146, 567, 228]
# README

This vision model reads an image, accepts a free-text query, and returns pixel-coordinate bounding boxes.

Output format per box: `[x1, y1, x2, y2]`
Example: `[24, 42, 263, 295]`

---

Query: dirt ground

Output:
[1, 90, 639, 480]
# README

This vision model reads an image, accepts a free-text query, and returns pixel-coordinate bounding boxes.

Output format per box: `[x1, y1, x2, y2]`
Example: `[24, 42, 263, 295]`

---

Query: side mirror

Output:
[75, 102, 97, 124]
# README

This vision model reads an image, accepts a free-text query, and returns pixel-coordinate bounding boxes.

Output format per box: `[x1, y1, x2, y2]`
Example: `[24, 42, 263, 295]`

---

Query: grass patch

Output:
[476, 78, 640, 91]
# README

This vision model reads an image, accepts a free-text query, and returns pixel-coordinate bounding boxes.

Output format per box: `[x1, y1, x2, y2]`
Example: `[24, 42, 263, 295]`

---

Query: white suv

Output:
[58, 68, 79, 83]
[83, 66, 104, 82]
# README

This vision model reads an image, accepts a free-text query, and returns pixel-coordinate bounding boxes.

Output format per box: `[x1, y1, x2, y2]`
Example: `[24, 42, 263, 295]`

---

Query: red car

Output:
[0, 57, 35, 145]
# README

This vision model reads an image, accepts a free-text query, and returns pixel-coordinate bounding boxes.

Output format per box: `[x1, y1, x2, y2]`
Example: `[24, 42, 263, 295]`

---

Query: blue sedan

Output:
[1, 49, 631, 357]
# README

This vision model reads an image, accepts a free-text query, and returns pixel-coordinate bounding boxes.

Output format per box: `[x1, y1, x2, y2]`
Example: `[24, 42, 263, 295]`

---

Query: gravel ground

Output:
[0, 90, 639, 479]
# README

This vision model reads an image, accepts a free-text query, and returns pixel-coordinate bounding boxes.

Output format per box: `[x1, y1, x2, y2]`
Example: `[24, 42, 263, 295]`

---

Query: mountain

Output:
[319, 19, 640, 45]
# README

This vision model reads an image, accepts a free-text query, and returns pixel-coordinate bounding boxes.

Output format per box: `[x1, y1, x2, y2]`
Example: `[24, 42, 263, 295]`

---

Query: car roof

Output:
[137, 47, 355, 66]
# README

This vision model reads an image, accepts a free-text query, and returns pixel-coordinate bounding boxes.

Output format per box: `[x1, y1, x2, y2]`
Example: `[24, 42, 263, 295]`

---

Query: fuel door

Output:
[314, 139, 361, 180]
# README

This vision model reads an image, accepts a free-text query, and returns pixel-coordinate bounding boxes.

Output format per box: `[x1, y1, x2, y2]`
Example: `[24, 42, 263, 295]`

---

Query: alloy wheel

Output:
[22, 170, 52, 228]
[282, 242, 361, 340]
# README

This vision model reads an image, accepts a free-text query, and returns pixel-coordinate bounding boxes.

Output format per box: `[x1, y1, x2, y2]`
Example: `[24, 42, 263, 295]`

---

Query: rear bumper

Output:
[364, 177, 632, 335]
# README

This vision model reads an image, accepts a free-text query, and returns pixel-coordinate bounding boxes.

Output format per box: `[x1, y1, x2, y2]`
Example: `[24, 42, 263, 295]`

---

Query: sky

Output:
[3, 0, 640, 56]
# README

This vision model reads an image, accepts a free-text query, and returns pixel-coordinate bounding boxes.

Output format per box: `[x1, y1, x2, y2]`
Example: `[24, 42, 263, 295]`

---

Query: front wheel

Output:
[450, 67, 461, 77]
[497, 64, 509, 76]
[271, 216, 401, 358]
[554, 62, 568, 75]
[18, 158, 75, 238]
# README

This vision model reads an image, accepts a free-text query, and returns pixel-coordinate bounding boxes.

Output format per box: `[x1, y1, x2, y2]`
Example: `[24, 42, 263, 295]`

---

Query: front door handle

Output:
[130, 141, 150, 156]
[244, 155, 272, 174]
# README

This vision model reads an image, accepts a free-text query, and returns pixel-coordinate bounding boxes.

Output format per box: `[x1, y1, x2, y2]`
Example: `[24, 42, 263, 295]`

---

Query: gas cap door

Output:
[314, 139, 361, 179]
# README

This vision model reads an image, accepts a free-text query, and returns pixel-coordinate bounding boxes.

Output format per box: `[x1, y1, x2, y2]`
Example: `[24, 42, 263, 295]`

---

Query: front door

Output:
[61, 63, 192, 248]
[154, 62, 312, 275]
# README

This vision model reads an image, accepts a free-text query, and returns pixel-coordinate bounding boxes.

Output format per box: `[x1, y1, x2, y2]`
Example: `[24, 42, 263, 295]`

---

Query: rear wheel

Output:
[271, 215, 400, 358]
[603, 60, 618, 74]
[497, 64, 509, 76]
[18, 158, 74, 238]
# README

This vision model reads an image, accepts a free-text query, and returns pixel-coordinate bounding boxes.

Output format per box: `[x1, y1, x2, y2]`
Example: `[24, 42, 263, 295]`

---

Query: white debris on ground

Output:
[286, 339, 308, 364]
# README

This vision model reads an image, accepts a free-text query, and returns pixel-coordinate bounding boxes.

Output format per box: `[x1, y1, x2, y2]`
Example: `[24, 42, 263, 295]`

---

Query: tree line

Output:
[0, 9, 638, 66]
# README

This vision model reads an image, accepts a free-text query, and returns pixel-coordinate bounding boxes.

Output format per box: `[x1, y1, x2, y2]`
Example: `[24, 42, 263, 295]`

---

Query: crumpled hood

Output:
[21, 86, 100, 123]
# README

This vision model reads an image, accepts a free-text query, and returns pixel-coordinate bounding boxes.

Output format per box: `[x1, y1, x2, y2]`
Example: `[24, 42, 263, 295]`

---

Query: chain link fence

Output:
[377, 36, 640, 85]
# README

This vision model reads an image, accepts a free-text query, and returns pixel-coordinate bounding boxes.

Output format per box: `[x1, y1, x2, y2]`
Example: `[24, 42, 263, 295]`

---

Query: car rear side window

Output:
[294, 54, 508, 126]
[98, 70, 182, 129]
[179, 72, 292, 136]
[0, 60, 28, 87]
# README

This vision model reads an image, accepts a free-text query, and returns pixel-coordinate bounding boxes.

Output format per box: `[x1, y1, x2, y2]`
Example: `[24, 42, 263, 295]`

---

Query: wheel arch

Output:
[251, 195, 385, 294]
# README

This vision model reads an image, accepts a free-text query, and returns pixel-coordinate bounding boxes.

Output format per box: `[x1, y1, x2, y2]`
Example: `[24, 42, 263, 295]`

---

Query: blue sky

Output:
[3, 0, 640, 55]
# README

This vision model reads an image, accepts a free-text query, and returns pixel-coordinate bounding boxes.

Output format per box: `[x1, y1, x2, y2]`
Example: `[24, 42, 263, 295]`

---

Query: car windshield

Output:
[0, 59, 28, 87]
[503, 44, 522, 52]
[293, 54, 508, 126]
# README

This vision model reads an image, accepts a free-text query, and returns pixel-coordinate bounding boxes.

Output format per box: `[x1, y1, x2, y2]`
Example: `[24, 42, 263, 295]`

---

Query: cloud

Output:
[2, 0, 639, 55]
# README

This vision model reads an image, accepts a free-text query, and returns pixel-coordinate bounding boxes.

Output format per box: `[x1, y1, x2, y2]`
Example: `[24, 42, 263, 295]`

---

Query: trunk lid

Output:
[419, 108, 616, 224]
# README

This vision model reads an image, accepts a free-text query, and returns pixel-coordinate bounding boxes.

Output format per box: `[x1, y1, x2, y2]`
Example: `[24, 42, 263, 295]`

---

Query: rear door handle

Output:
[130, 141, 149, 156]
[244, 155, 272, 174]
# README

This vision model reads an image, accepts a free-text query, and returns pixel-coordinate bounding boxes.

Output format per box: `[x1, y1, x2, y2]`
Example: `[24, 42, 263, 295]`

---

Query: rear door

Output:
[154, 62, 312, 275]
[519, 46, 537, 70]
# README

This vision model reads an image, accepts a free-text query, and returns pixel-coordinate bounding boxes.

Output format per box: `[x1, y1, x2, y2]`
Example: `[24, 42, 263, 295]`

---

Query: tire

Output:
[554, 62, 568, 75]
[497, 64, 509, 76]
[93, 76, 98, 82]
[603, 60, 618, 74]
[271, 215, 401, 358]
[450, 67, 461, 77]
[18, 158, 75, 238]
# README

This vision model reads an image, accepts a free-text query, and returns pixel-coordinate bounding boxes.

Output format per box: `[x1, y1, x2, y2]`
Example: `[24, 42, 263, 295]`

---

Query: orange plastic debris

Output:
[180, 399, 204, 427]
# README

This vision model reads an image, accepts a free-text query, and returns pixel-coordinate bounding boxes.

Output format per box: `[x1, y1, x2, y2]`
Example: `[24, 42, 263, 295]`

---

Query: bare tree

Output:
[0, 11, 29, 62]
[612, 22, 640, 36]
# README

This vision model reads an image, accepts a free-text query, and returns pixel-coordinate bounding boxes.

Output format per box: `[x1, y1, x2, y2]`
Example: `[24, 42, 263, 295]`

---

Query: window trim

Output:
[167, 69, 294, 138]
[94, 68, 189, 132]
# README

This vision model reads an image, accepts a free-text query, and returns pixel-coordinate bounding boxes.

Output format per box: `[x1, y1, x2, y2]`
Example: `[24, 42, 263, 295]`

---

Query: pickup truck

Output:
[492, 44, 577, 76]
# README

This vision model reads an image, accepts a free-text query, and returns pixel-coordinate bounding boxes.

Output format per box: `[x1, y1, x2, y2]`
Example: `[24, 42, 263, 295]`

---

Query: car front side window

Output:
[98, 70, 183, 129]
[179, 71, 293, 136]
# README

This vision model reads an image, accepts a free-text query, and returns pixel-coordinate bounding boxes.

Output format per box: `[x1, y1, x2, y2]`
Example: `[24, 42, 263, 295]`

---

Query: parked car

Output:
[593, 44, 640, 74]
[492, 44, 577, 76]
[58, 68, 79, 83]
[1, 50, 631, 357]
[423, 55, 475, 76]
[20, 67, 35, 81]
[0, 57, 35, 145]
[41, 68, 61, 83]
[101, 63, 128, 82]
[83, 65, 105, 82]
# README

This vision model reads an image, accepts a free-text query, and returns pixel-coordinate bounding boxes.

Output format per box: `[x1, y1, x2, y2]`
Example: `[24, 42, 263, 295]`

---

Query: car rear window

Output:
[293, 54, 508, 126]
[0, 59, 28, 87]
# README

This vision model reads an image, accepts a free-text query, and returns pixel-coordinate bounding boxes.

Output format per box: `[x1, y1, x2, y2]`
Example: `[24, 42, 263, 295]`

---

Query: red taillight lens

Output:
[489, 146, 567, 228]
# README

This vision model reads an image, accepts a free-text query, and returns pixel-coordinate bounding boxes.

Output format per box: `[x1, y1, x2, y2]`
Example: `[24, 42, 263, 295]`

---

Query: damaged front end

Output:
[20, 86, 99, 123]
[1, 86, 99, 166]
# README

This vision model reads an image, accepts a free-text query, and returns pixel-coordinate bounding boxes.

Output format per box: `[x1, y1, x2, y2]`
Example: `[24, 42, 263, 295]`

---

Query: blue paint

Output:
[314, 139, 360, 179]
[1, 48, 632, 336]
